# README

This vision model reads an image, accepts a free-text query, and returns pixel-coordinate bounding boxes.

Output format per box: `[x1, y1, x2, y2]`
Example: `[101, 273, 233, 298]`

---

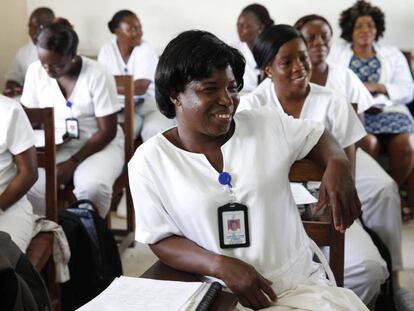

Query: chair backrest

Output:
[24, 107, 57, 222]
[115, 75, 135, 163]
[289, 159, 345, 286]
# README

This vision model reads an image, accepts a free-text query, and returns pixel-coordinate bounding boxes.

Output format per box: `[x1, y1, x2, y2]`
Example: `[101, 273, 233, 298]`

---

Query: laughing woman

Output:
[128, 30, 367, 310]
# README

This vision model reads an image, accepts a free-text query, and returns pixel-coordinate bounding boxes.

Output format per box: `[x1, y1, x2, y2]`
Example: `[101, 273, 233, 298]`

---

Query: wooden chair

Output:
[57, 75, 136, 253]
[109, 75, 136, 253]
[25, 107, 60, 310]
[289, 159, 345, 287]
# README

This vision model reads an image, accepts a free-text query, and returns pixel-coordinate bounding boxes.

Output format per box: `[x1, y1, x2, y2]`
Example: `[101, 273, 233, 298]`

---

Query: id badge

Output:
[65, 118, 79, 139]
[218, 203, 250, 249]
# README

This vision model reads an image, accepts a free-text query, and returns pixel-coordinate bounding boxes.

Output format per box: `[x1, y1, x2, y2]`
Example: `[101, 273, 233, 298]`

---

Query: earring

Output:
[71, 57, 76, 63]
[267, 74, 272, 78]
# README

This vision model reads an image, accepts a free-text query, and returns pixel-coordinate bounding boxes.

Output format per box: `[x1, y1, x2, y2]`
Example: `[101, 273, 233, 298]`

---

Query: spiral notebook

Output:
[76, 276, 222, 311]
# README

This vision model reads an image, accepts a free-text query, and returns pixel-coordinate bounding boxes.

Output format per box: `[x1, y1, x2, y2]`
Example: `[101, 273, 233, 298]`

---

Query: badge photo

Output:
[218, 203, 250, 249]
[66, 118, 80, 139]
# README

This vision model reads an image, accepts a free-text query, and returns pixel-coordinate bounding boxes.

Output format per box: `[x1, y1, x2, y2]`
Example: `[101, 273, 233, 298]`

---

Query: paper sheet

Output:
[290, 182, 318, 205]
[77, 276, 204, 311]
[117, 94, 145, 107]
[34, 129, 64, 147]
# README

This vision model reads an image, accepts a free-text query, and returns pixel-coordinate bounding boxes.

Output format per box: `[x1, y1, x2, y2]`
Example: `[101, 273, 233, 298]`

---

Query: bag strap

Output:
[67, 199, 99, 214]
[309, 239, 337, 287]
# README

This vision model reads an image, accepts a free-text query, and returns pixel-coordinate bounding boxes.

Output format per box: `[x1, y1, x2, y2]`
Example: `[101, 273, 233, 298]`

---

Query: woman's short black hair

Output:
[339, 0, 385, 42]
[241, 4, 274, 29]
[294, 14, 333, 35]
[36, 18, 78, 56]
[253, 24, 304, 70]
[108, 10, 137, 33]
[155, 30, 245, 119]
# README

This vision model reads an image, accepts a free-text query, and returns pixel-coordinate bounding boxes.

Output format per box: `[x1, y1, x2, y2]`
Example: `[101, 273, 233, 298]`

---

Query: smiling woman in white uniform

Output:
[234, 4, 274, 94]
[294, 14, 414, 310]
[238, 24, 389, 306]
[98, 10, 174, 141]
[21, 19, 124, 218]
[0, 95, 37, 252]
[4, 7, 55, 98]
[128, 30, 367, 310]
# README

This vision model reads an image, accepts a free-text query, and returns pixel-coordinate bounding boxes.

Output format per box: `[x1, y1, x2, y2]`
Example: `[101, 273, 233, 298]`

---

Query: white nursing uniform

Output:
[239, 80, 389, 304]
[0, 95, 36, 252]
[129, 107, 367, 310]
[234, 41, 260, 94]
[326, 64, 403, 272]
[21, 57, 124, 217]
[5, 41, 37, 86]
[98, 39, 174, 140]
[327, 40, 414, 116]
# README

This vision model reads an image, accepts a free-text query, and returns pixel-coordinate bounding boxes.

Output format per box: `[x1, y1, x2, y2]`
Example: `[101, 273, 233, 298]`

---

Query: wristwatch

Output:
[70, 154, 82, 164]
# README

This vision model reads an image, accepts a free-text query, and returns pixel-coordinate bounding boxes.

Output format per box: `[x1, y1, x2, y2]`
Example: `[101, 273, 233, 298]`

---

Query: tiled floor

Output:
[113, 198, 414, 295]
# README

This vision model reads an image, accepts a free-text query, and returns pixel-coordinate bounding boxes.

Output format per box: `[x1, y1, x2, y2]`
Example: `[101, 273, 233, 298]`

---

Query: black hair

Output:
[294, 14, 333, 35]
[339, 0, 385, 42]
[253, 24, 304, 70]
[29, 7, 55, 22]
[36, 18, 78, 56]
[241, 4, 274, 29]
[108, 10, 137, 33]
[155, 30, 245, 119]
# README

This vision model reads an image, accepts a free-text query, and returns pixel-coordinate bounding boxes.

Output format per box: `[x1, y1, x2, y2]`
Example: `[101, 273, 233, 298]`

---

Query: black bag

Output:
[58, 200, 122, 311]
[0, 231, 51, 311]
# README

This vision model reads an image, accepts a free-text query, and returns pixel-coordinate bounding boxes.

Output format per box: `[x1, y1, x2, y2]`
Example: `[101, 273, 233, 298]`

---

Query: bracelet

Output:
[70, 154, 82, 164]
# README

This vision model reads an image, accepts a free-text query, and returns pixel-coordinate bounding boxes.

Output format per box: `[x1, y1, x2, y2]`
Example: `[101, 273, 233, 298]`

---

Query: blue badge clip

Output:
[218, 172, 232, 187]
[66, 101, 73, 109]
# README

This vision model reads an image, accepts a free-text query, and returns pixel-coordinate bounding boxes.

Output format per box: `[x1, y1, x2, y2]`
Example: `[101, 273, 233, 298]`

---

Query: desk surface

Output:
[140, 261, 238, 311]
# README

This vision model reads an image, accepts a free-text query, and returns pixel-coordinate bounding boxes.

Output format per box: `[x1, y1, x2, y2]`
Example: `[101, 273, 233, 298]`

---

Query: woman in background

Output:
[21, 19, 124, 218]
[327, 0, 414, 211]
[235, 3, 274, 93]
[98, 10, 174, 141]
[294, 15, 413, 310]
[0, 94, 37, 252]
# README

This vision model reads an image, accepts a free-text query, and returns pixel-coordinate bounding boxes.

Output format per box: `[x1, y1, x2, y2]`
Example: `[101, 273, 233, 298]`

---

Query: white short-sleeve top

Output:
[5, 41, 37, 85]
[234, 41, 259, 94]
[21, 57, 123, 142]
[129, 107, 326, 292]
[98, 39, 158, 97]
[0, 95, 35, 194]
[239, 79, 366, 148]
[326, 64, 374, 114]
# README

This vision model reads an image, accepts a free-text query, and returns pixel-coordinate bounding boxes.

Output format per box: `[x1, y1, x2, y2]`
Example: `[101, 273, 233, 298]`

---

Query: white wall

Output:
[0, 0, 27, 90]
[26, 0, 414, 56]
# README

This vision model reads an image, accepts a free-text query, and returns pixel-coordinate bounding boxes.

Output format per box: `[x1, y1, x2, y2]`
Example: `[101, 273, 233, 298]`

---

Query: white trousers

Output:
[355, 148, 403, 271]
[235, 284, 368, 310]
[27, 139, 124, 218]
[0, 196, 33, 252]
[343, 220, 389, 304]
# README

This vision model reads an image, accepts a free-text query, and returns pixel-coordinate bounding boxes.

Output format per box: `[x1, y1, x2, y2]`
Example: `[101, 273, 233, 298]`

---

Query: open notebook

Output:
[76, 276, 222, 311]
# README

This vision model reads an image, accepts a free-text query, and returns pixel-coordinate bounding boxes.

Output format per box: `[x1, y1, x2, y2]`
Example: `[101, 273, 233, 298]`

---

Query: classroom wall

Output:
[0, 0, 28, 91]
[26, 0, 414, 56]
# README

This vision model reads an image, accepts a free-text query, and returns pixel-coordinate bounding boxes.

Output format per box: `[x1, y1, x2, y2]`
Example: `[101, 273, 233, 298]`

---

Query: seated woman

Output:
[128, 29, 367, 310]
[294, 14, 411, 308]
[327, 1, 414, 209]
[238, 24, 389, 306]
[0, 94, 37, 252]
[98, 10, 174, 141]
[21, 18, 124, 218]
[4, 7, 55, 98]
[235, 3, 274, 93]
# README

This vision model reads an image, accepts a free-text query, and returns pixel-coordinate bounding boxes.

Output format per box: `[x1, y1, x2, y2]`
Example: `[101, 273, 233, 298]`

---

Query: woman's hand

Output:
[364, 82, 387, 95]
[214, 255, 277, 310]
[57, 159, 78, 186]
[316, 158, 361, 233]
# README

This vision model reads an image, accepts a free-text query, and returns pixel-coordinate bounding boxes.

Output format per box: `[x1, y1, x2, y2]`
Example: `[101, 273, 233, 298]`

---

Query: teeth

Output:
[216, 114, 231, 119]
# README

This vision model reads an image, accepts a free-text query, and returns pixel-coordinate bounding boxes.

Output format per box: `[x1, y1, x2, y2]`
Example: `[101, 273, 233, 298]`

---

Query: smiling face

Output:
[174, 66, 239, 139]
[37, 47, 74, 79]
[352, 15, 377, 48]
[116, 15, 143, 47]
[265, 38, 312, 95]
[237, 12, 264, 48]
[300, 19, 332, 66]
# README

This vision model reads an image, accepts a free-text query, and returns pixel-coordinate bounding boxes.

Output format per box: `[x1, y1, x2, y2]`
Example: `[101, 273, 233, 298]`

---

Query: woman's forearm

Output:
[0, 147, 38, 211]
[149, 235, 224, 279]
